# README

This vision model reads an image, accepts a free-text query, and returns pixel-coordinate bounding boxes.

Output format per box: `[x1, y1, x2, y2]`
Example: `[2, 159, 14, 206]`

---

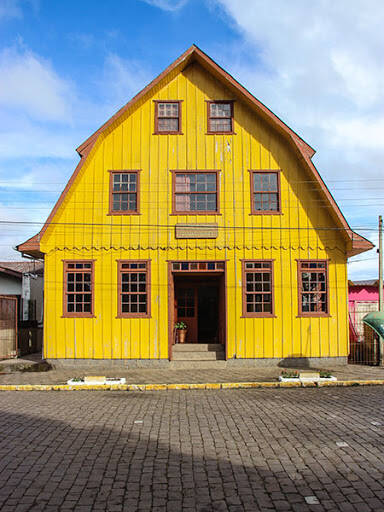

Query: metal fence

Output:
[349, 301, 380, 365]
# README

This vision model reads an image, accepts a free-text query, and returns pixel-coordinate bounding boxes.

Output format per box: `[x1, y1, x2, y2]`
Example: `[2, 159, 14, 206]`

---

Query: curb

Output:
[0, 380, 384, 391]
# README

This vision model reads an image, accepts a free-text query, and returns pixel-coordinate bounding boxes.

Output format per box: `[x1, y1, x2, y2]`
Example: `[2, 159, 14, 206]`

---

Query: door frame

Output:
[167, 261, 227, 360]
[0, 295, 18, 359]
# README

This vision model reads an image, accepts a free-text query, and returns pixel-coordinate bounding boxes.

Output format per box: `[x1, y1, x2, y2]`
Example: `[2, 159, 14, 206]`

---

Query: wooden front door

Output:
[175, 286, 198, 343]
[0, 296, 17, 359]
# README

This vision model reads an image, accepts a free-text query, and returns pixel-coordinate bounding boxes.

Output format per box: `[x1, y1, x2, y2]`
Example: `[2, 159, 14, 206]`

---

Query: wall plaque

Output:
[175, 223, 218, 239]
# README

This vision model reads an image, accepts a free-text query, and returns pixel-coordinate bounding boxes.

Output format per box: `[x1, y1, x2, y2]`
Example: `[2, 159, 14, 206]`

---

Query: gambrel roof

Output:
[17, 45, 373, 258]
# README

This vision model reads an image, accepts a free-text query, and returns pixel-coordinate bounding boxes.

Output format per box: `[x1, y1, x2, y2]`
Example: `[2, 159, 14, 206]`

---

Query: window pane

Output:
[158, 118, 179, 132]
[269, 194, 278, 211]
[254, 193, 262, 210]
[210, 103, 231, 117]
[128, 195, 137, 211]
[269, 174, 278, 191]
[244, 264, 273, 315]
[210, 118, 232, 132]
[158, 103, 179, 117]
[262, 195, 270, 210]
[175, 174, 190, 193]
[175, 174, 217, 211]
[260, 174, 277, 191]
[253, 174, 262, 191]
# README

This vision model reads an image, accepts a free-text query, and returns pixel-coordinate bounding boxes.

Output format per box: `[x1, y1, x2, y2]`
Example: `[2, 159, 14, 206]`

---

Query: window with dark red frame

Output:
[242, 261, 274, 316]
[118, 261, 150, 317]
[154, 101, 181, 134]
[110, 171, 139, 214]
[173, 172, 218, 213]
[251, 171, 280, 213]
[207, 101, 233, 133]
[63, 261, 94, 317]
[298, 261, 328, 316]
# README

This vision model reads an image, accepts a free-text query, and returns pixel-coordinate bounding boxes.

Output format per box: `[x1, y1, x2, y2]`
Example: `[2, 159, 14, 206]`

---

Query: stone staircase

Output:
[170, 344, 227, 369]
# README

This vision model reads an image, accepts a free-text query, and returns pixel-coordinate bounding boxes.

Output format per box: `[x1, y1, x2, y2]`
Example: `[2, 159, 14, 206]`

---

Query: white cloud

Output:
[0, 159, 74, 191]
[0, 47, 74, 122]
[140, 0, 188, 11]
[0, 120, 79, 159]
[211, 0, 384, 275]
[213, 0, 384, 152]
[0, 46, 155, 258]
[0, 202, 46, 261]
[101, 54, 153, 112]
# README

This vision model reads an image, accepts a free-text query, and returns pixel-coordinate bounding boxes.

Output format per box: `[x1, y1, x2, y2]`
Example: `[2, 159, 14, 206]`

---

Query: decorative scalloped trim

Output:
[45, 245, 345, 254]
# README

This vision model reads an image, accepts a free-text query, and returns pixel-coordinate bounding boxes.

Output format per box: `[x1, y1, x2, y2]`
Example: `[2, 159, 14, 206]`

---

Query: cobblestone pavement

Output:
[1, 361, 384, 385]
[1, 388, 384, 511]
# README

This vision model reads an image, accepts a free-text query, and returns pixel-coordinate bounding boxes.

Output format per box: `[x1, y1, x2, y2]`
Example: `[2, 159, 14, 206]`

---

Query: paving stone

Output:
[1, 387, 384, 510]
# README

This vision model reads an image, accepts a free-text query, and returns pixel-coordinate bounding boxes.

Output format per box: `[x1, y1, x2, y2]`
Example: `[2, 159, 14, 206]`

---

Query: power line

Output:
[1, 177, 384, 185]
[0, 219, 379, 232]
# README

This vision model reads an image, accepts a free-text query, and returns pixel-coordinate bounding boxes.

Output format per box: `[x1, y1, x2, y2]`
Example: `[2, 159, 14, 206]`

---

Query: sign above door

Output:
[175, 223, 218, 239]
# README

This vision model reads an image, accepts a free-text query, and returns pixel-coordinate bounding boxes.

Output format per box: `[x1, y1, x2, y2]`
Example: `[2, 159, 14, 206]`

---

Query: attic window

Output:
[154, 101, 182, 134]
[207, 101, 234, 134]
[172, 171, 219, 214]
[109, 171, 140, 215]
[250, 171, 281, 214]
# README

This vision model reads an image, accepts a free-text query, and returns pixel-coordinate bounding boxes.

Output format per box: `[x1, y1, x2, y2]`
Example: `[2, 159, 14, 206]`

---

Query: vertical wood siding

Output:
[41, 62, 348, 360]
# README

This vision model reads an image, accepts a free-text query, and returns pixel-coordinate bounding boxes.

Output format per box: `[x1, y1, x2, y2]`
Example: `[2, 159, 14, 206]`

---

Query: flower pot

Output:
[178, 329, 187, 343]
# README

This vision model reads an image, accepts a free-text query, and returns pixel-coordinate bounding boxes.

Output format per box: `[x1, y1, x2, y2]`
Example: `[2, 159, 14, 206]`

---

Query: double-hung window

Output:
[63, 261, 94, 317]
[172, 171, 219, 214]
[117, 261, 151, 317]
[297, 260, 329, 316]
[207, 101, 234, 133]
[109, 171, 139, 214]
[242, 261, 274, 317]
[250, 171, 281, 214]
[154, 101, 182, 134]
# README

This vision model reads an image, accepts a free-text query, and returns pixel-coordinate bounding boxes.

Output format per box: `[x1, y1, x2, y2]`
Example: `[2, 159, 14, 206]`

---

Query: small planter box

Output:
[67, 377, 127, 386]
[279, 376, 337, 383]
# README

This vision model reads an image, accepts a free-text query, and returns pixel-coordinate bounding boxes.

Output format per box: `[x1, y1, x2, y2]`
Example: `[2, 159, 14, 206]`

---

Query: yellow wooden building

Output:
[18, 46, 372, 367]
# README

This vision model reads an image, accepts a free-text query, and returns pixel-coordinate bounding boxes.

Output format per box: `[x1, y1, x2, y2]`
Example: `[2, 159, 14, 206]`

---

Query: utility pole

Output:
[379, 215, 383, 365]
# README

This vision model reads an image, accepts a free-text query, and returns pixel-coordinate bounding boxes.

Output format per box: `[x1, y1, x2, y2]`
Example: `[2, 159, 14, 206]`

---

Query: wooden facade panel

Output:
[42, 248, 347, 360]
[39, 59, 349, 362]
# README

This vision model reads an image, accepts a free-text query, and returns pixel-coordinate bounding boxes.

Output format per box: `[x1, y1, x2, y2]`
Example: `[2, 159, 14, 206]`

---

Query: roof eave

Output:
[347, 232, 375, 258]
[16, 233, 44, 259]
[0, 267, 22, 278]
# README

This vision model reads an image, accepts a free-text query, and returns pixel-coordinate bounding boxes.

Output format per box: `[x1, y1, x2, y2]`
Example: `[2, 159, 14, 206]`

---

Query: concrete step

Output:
[173, 344, 224, 352]
[169, 360, 228, 369]
[172, 351, 225, 361]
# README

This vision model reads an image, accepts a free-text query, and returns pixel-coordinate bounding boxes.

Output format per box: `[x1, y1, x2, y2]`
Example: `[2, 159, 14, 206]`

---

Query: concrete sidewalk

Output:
[1, 353, 384, 388]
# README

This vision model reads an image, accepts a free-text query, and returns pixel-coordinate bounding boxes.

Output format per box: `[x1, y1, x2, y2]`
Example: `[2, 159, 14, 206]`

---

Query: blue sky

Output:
[0, 0, 383, 279]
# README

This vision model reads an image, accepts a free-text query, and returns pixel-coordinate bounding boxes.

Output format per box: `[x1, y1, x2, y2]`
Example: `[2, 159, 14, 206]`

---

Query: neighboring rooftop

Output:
[0, 261, 44, 276]
[349, 279, 379, 287]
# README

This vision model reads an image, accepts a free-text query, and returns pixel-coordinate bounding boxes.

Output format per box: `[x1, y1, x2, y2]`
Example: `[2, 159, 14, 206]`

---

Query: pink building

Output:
[349, 279, 380, 340]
